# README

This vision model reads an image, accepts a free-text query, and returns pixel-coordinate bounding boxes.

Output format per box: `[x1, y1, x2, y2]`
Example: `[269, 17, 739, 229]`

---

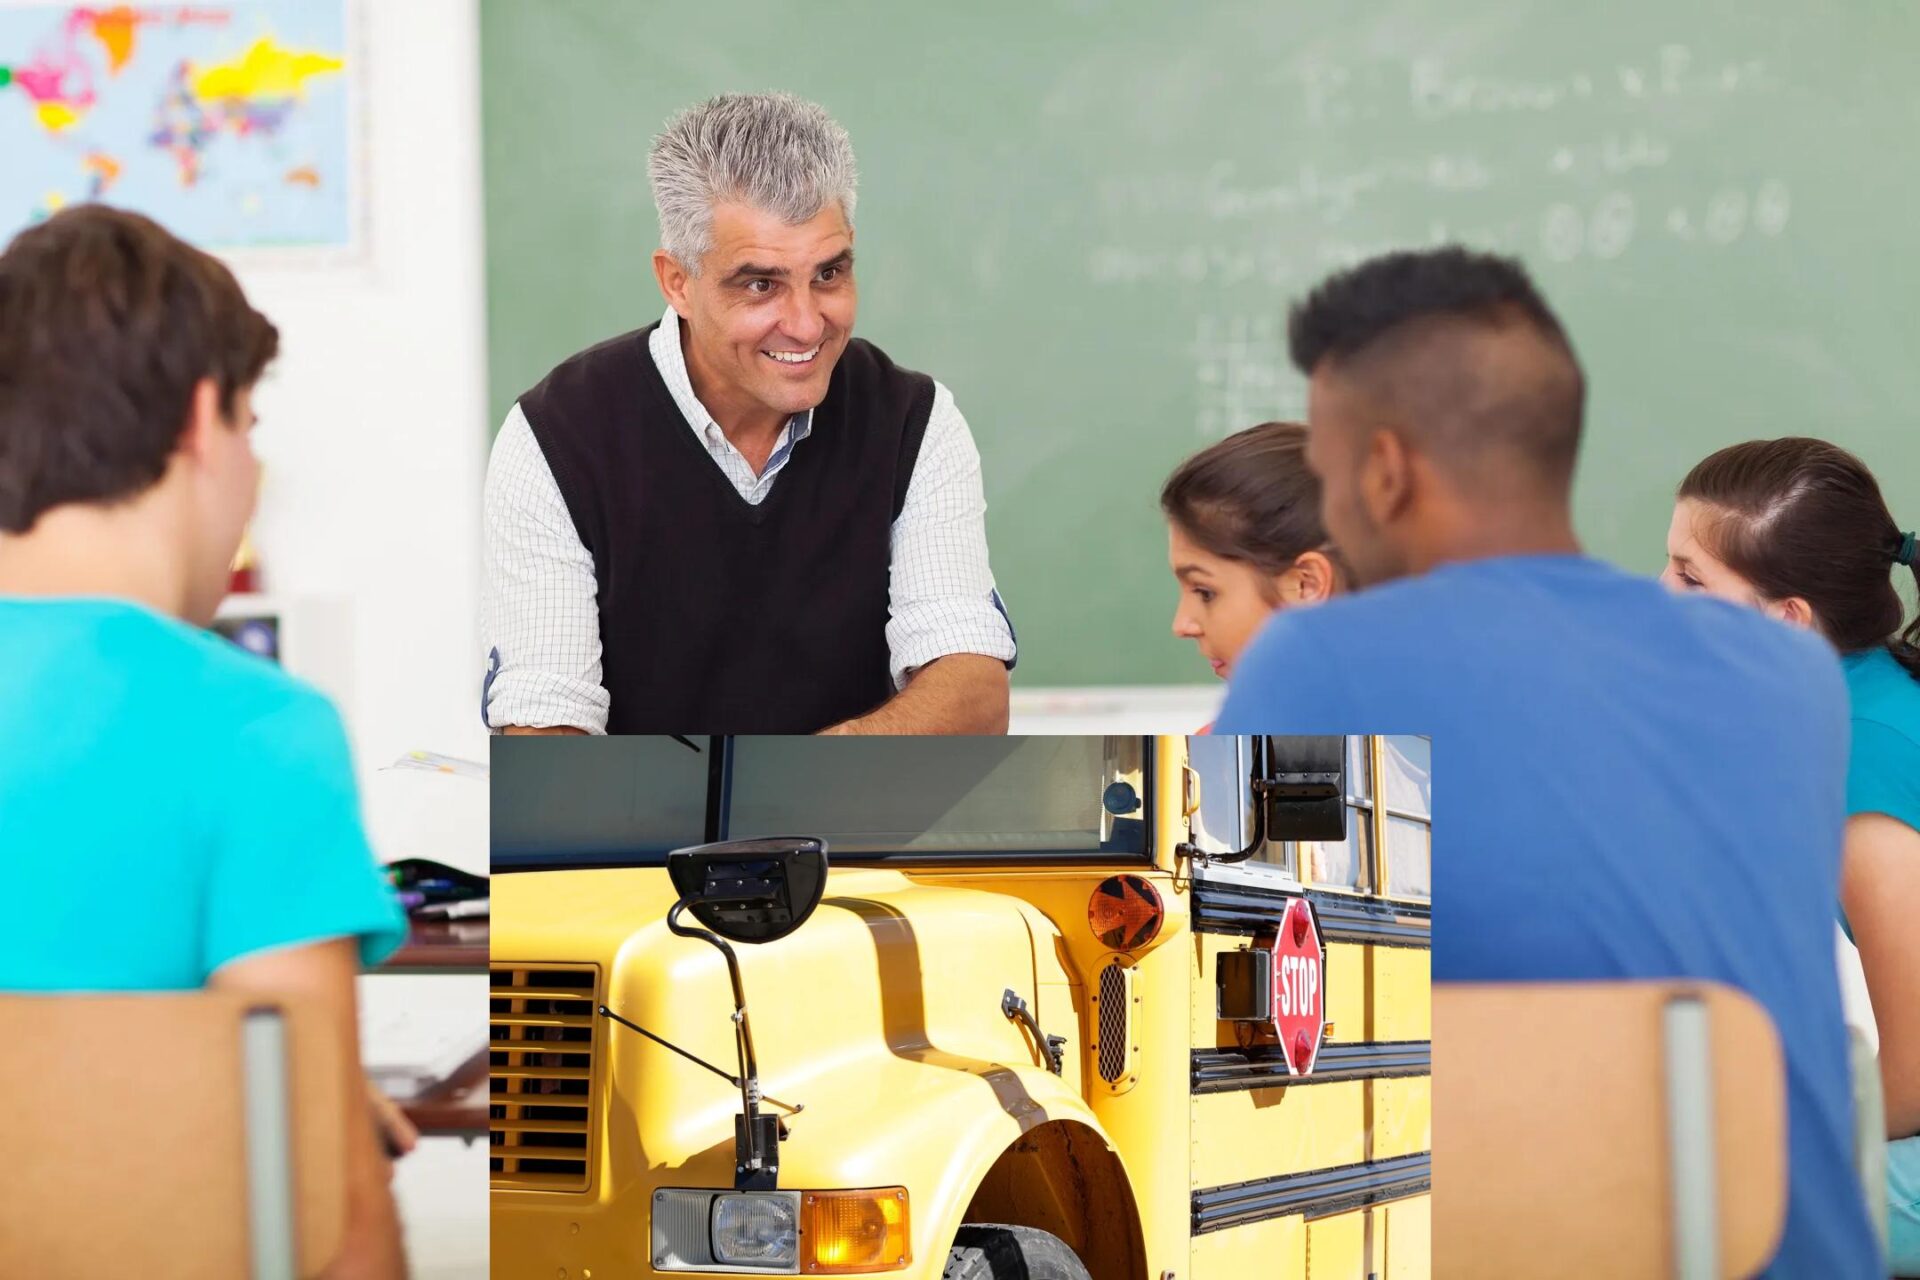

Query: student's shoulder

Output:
[1674, 586, 1839, 672]
[123, 608, 342, 735]
[1255, 568, 1471, 647]
[1848, 648, 1920, 743]
[1673, 590, 1848, 717]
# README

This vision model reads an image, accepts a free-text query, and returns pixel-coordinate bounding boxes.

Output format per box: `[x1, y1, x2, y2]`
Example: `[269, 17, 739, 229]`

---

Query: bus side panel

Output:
[1190, 1081, 1368, 1188]
[1371, 943, 1431, 1040]
[1306, 1210, 1366, 1279]
[1372, 1076, 1431, 1160]
[1191, 1214, 1307, 1280]
[1385, 1197, 1433, 1280]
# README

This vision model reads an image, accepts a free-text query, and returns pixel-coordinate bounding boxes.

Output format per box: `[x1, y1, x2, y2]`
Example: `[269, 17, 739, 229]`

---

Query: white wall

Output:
[231, 3, 490, 1273]
[234, 0, 489, 861]
[1010, 685, 1223, 734]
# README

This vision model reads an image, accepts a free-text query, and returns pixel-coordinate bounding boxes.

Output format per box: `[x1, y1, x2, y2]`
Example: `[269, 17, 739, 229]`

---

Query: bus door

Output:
[1181, 735, 1433, 1280]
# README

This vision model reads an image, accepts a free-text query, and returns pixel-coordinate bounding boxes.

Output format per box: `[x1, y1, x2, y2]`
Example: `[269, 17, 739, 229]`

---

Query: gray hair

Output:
[649, 92, 858, 273]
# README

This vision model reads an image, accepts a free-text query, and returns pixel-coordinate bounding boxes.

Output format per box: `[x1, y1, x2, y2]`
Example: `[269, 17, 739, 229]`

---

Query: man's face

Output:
[184, 382, 260, 626]
[664, 201, 856, 422]
[1304, 367, 1405, 589]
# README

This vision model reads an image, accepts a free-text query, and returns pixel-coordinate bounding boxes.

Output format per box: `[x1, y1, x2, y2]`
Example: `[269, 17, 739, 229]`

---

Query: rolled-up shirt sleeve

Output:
[885, 382, 1018, 689]
[481, 403, 610, 733]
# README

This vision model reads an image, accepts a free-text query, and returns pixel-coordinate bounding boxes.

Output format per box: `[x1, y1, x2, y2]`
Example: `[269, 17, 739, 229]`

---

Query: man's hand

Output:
[820, 653, 1009, 735]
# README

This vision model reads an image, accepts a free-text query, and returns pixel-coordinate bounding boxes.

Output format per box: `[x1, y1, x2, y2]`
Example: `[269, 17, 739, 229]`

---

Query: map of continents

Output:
[0, 3, 350, 249]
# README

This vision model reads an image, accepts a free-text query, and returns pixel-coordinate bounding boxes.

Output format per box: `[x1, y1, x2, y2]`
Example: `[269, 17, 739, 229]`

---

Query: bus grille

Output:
[1095, 960, 1131, 1085]
[491, 964, 599, 1192]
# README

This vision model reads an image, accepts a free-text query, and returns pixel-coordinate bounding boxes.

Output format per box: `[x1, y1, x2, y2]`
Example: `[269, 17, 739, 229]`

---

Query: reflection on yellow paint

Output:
[190, 38, 343, 102]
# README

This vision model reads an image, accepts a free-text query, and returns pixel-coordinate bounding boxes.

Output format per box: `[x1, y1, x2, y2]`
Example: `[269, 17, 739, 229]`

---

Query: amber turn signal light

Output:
[1089, 874, 1164, 951]
[800, 1187, 911, 1273]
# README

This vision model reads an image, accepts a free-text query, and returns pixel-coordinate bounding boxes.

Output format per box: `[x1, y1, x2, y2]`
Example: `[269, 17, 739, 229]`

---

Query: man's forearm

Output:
[822, 653, 1010, 735]
[500, 724, 590, 736]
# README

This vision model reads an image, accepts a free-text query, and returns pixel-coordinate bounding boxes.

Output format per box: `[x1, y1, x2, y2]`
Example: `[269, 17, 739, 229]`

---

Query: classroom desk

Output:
[401, 1047, 487, 1138]
[374, 915, 488, 1139]
[380, 917, 487, 974]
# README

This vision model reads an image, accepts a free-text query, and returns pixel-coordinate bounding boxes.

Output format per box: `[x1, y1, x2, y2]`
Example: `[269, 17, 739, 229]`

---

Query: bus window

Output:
[1292, 736, 1375, 893]
[727, 736, 1149, 857]
[491, 736, 710, 868]
[1185, 735, 1275, 867]
[1381, 735, 1433, 900]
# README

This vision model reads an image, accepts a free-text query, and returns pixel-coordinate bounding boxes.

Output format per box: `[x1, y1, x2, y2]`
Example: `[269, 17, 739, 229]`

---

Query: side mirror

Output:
[1262, 737, 1347, 843]
[666, 837, 829, 945]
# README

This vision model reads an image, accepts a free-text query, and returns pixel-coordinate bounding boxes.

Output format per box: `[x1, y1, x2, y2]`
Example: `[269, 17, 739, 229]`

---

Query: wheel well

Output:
[960, 1120, 1148, 1280]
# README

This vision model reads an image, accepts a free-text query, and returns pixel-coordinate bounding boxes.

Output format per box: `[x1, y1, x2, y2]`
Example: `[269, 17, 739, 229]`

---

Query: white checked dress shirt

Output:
[482, 308, 1016, 733]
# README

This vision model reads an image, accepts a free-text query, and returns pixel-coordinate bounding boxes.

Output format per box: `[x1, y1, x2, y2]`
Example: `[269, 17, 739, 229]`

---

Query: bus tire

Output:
[942, 1225, 1092, 1279]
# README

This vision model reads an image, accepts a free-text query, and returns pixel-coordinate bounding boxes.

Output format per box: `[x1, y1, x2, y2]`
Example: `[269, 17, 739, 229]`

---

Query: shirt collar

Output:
[650, 307, 813, 446]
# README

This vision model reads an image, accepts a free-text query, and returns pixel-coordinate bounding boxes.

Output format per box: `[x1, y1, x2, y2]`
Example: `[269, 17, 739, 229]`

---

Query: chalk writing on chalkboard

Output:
[1191, 313, 1305, 439]
[1086, 42, 1790, 299]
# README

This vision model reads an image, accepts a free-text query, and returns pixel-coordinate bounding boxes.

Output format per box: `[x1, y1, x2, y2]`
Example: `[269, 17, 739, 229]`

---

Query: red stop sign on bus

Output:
[1266, 897, 1326, 1076]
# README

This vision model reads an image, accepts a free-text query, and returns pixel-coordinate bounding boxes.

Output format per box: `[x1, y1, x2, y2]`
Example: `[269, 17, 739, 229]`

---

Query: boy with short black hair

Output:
[1218, 245, 1878, 1278]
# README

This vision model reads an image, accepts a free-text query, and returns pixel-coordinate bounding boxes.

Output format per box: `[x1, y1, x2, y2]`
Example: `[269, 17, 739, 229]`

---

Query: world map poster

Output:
[0, 2, 354, 250]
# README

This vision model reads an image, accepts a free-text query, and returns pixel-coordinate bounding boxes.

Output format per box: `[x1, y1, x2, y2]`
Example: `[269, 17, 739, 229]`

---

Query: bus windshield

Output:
[492, 736, 1149, 869]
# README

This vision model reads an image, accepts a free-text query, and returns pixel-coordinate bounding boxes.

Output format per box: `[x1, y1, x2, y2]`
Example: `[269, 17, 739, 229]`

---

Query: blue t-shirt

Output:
[0, 598, 405, 991]
[1216, 555, 1877, 1279]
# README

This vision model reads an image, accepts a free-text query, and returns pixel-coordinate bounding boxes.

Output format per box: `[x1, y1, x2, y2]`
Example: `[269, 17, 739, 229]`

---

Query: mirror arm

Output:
[596, 1003, 802, 1119]
[1176, 778, 1274, 865]
[667, 899, 773, 1185]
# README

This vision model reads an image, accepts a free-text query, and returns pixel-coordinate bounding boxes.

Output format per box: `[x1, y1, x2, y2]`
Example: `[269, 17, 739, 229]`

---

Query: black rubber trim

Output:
[1191, 1040, 1430, 1094]
[1192, 879, 1431, 949]
[1191, 1152, 1431, 1234]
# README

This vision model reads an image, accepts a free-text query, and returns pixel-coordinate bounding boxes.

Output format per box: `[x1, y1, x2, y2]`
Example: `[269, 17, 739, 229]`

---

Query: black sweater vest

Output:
[519, 325, 933, 734]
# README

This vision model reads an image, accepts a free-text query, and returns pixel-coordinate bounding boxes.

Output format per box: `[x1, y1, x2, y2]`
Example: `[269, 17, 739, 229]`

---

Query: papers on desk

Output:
[358, 974, 488, 1100]
[384, 750, 488, 780]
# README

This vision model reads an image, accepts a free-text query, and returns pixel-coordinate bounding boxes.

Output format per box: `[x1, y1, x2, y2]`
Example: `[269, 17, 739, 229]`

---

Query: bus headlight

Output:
[651, 1187, 910, 1273]
[711, 1193, 800, 1267]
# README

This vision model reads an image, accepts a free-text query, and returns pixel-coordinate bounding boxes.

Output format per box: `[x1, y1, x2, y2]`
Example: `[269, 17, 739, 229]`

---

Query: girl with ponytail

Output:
[1665, 436, 1920, 1270]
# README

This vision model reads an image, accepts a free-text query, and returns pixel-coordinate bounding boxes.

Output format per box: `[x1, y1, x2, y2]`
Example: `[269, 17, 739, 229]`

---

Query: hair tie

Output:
[1898, 531, 1918, 567]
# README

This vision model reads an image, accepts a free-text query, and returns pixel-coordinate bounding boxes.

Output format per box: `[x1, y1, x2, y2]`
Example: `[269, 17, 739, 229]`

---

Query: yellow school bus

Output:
[491, 735, 1431, 1279]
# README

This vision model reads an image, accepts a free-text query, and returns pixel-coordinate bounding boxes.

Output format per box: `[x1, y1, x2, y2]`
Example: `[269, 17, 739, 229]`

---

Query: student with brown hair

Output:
[1665, 436, 1920, 1272]
[0, 205, 409, 1279]
[1160, 421, 1345, 681]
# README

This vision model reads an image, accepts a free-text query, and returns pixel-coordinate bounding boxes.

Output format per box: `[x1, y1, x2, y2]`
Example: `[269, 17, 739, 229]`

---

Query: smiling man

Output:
[483, 93, 1015, 735]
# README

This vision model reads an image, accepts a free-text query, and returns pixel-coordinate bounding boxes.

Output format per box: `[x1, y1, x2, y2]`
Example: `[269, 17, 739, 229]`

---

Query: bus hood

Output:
[494, 864, 1079, 1190]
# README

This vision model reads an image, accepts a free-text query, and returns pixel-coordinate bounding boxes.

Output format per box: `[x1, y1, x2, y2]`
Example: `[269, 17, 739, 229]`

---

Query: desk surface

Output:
[377, 916, 489, 1136]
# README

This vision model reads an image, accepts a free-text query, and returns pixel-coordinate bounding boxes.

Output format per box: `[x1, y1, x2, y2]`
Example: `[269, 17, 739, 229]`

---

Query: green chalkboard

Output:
[481, 2, 1920, 686]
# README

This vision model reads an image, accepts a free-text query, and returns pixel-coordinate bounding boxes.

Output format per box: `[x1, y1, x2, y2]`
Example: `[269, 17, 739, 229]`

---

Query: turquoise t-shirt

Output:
[1845, 646, 1920, 834]
[0, 598, 406, 991]
[1843, 646, 1920, 1274]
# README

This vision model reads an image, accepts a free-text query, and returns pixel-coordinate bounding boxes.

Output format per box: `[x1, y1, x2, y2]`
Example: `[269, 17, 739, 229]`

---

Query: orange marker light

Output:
[1089, 874, 1164, 951]
[800, 1187, 911, 1273]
